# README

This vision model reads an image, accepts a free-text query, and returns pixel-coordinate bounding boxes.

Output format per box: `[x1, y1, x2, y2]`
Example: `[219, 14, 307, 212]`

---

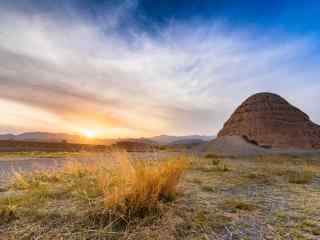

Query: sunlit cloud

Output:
[0, 2, 319, 137]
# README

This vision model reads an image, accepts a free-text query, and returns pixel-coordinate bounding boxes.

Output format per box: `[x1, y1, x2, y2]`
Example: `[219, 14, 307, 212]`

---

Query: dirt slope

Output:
[199, 136, 271, 156]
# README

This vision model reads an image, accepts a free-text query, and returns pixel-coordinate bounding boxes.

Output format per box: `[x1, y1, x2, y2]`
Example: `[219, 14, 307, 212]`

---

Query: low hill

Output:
[149, 135, 214, 145]
[199, 136, 320, 157]
[168, 139, 206, 146]
[0, 140, 158, 153]
[0, 140, 108, 152]
[218, 92, 320, 149]
[199, 136, 271, 156]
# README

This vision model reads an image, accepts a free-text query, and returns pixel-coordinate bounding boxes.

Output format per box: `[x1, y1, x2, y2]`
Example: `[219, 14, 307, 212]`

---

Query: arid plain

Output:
[1, 93, 320, 240]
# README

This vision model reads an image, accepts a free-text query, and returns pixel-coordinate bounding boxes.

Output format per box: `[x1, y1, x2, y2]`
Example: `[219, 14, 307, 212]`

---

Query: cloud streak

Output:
[0, 2, 320, 137]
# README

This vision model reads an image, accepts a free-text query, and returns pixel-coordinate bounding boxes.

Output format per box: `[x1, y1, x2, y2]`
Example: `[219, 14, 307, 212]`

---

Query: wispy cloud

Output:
[0, 2, 319, 137]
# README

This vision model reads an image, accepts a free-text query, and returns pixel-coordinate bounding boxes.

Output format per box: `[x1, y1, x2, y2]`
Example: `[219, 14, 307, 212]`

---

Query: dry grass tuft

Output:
[191, 157, 231, 173]
[101, 153, 187, 218]
[222, 198, 257, 212]
[0, 201, 18, 223]
[245, 154, 320, 186]
[287, 166, 315, 184]
[5, 152, 187, 225]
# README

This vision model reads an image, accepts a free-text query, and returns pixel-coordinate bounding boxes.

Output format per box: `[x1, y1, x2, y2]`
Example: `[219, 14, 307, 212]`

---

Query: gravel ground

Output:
[0, 153, 320, 239]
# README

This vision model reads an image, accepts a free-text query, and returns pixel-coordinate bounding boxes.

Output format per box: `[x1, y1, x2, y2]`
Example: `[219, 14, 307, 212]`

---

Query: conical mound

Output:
[218, 92, 320, 149]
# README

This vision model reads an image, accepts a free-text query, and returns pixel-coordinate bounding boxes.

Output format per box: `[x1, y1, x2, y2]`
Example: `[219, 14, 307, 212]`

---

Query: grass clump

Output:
[288, 169, 314, 184]
[192, 210, 232, 233]
[204, 153, 225, 165]
[193, 158, 231, 173]
[0, 200, 18, 223]
[1, 152, 187, 237]
[222, 198, 257, 212]
[284, 165, 316, 184]
[299, 220, 320, 235]
[201, 163, 231, 173]
[102, 153, 187, 217]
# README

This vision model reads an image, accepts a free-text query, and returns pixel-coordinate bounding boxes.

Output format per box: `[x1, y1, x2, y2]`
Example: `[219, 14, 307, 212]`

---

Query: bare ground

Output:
[200, 136, 320, 157]
[0, 152, 320, 239]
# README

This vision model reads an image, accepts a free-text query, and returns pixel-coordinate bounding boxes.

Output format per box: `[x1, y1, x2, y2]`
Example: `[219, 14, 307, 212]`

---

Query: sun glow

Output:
[82, 129, 97, 139]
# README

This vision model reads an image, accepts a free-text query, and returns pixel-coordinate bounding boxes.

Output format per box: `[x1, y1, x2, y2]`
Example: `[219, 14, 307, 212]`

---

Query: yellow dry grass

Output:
[7, 151, 187, 221]
[102, 154, 186, 217]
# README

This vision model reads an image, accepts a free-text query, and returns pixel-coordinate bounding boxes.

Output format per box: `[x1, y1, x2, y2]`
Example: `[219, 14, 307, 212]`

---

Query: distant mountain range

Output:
[148, 135, 213, 145]
[167, 139, 207, 146]
[0, 132, 215, 146]
[0, 132, 79, 142]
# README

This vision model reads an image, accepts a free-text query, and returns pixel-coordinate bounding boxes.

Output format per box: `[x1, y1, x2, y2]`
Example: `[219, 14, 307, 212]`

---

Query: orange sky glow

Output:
[1, 3, 320, 138]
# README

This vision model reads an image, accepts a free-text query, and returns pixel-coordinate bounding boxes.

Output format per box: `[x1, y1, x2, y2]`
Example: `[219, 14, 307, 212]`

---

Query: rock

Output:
[218, 92, 320, 149]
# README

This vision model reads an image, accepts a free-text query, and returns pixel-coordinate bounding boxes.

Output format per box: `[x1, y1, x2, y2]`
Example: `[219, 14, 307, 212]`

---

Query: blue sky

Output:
[0, 0, 319, 137]
[9, 0, 320, 34]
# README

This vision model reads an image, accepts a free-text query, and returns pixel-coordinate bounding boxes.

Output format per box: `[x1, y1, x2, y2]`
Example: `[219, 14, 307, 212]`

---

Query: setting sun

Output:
[82, 129, 97, 139]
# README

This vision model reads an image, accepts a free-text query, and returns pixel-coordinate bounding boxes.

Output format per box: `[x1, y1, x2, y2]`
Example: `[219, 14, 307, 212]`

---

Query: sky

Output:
[0, 0, 320, 138]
